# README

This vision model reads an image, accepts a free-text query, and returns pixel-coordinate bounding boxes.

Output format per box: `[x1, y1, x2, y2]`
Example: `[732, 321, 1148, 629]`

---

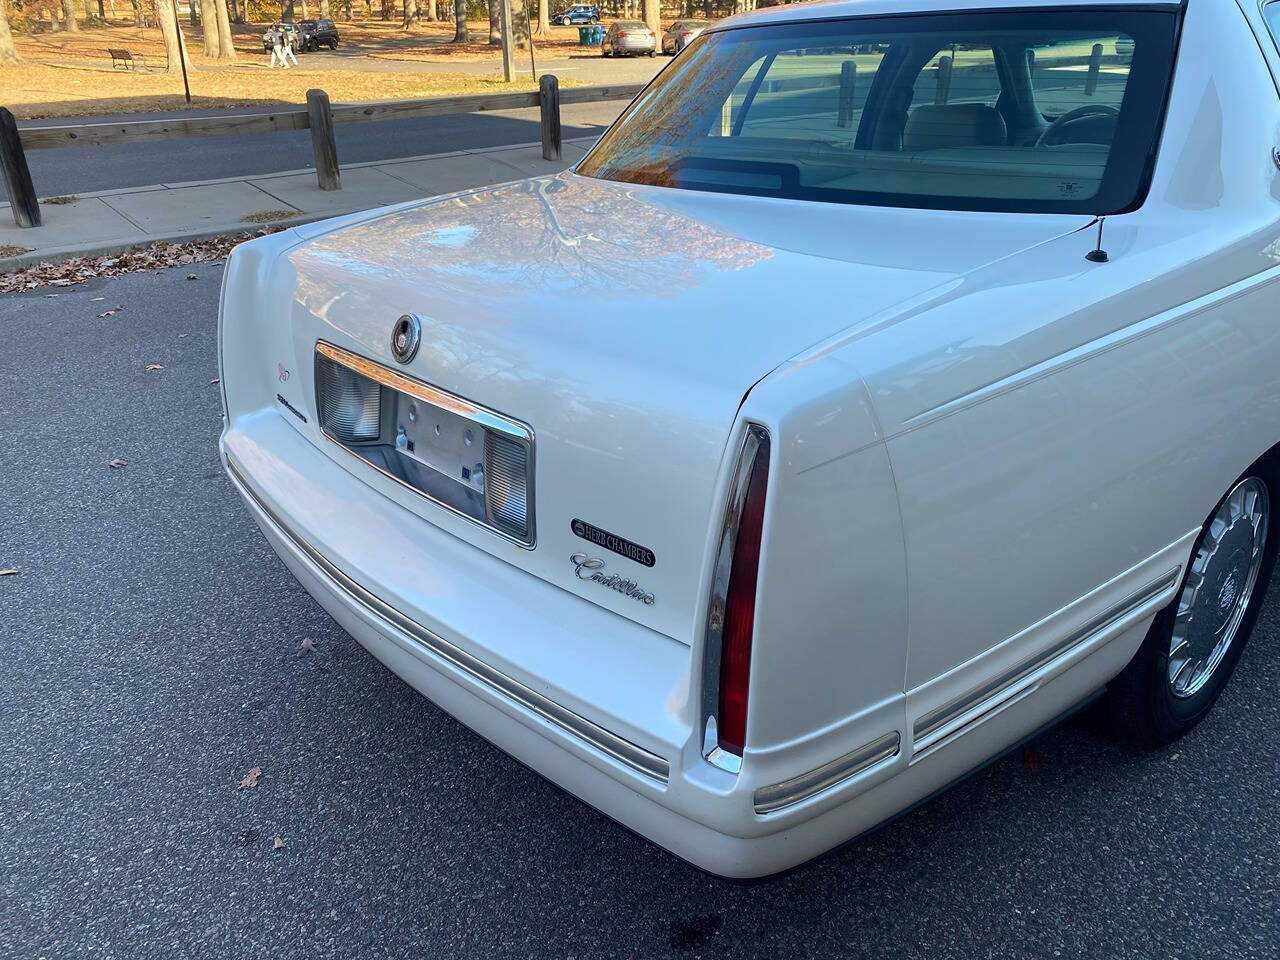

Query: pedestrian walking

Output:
[283, 34, 298, 67]
[268, 24, 290, 69]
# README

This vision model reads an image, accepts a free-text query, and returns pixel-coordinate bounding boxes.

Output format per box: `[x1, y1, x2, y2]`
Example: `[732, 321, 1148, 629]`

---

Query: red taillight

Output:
[617, 30, 628, 37]
[681, 31, 693, 37]
[717, 433, 769, 756]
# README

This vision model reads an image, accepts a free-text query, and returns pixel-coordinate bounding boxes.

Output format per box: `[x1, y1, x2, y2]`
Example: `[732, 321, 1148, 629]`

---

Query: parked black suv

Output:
[299, 18, 339, 51]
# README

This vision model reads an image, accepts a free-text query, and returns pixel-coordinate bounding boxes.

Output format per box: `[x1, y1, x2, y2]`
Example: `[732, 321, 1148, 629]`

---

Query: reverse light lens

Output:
[717, 432, 769, 756]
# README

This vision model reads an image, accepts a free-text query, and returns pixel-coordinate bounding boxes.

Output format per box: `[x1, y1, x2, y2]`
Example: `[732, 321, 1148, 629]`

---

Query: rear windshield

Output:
[578, 9, 1179, 213]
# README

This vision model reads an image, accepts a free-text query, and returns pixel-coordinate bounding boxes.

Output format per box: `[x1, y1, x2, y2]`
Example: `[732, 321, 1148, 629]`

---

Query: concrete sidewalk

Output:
[0, 137, 595, 270]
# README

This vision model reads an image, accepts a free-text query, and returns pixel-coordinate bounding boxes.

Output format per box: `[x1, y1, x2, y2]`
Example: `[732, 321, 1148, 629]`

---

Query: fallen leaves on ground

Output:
[296, 637, 317, 658]
[238, 766, 262, 790]
[0, 568, 19, 577]
[186, 274, 199, 281]
[144, 363, 165, 372]
[273, 836, 285, 850]
[242, 209, 298, 224]
[107, 457, 129, 469]
[0, 228, 286, 293]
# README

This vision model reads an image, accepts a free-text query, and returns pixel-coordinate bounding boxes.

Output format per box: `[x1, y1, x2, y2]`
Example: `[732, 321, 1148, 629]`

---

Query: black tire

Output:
[330, 38, 338, 48]
[1107, 455, 1279, 747]
[648, 49, 655, 57]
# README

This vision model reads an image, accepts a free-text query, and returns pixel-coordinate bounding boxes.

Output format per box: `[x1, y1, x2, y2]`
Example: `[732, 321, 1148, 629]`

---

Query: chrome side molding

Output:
[913, 567, 1181, 751]
[226, 456, 669, 784]
[753, 732, 901, 815]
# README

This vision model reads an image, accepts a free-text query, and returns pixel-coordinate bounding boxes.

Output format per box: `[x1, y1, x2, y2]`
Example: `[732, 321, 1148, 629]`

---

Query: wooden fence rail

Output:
[1, 79, 645, 228]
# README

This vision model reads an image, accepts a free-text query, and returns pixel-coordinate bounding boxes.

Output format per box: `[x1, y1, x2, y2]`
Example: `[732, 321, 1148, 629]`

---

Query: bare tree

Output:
[199, 0, 218, 54]
[61, 0, 80, 30]
[0, 0, 19, 64]
[452, 0, 467, 40]
[214, 0, 235, 58]
[486, 0, 499, 44]
[402, 0, 416, 26]
[318, 0, 329, 16]
[424, 0, 435, 20]
[155, 0, 187, 73]
[642, 0, 658, 36]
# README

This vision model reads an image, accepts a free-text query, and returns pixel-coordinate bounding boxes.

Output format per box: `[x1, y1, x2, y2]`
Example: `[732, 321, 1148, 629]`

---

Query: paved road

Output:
[2, 266, 1279, 959]
[23, 100, 628, 197]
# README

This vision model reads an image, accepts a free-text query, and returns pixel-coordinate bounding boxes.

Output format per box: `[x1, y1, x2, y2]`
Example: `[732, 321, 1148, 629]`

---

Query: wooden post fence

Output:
[0, 108, 41, 229]
[1, 82, 647, 223]
[307, 89, 341, 192]
[540, 74, 561, 161]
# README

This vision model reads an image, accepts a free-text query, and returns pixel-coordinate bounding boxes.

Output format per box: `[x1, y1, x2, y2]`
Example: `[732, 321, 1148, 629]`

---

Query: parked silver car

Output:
[602, 20, 657, 57]
[661, 18, 709, 55]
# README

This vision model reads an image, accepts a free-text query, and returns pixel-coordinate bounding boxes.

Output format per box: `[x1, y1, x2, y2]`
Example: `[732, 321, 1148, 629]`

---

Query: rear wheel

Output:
[1108, 460, 1277, 746]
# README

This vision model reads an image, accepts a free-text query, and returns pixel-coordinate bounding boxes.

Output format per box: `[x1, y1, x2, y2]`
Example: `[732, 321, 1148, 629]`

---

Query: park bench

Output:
[106, 48, 149, 71]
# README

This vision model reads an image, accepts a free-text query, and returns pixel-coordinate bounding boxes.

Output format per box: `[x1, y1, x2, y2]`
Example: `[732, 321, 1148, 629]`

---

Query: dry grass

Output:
[5, 18, 586, 118]
[241, 208, 298, 222]
[2, 61, 560, 119]
[0, 244, 31, 258]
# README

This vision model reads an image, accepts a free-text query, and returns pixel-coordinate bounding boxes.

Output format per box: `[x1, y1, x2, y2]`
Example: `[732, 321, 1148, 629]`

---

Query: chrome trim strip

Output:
[913, 568, 1180, 748]
[753, 732, 900, 815]
[700, 424, 770, 773]
[314, 341, 536, 549]
[226, 455, 669, 784]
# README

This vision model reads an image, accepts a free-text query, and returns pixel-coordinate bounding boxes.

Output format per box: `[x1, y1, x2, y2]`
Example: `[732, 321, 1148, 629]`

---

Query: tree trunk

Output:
[0, 0, 19, 64]
[342, 0, 352, 19]
[511, 0, 529, 49]
[98, 0, 106, 19]
[61, 0, 80, 30]
[199, 0, 218, 54]
[533, 0, 546, 34]
[155, 0, 185, 73]
[424, 0, 435, 21]
[214, 0, 235, 57]
[318, 0, 329, 16]
[452, 0, 466, 40]
[641, 0, 658, 36]
[402, 0, 415, 26]
[486, 0, 500, 45]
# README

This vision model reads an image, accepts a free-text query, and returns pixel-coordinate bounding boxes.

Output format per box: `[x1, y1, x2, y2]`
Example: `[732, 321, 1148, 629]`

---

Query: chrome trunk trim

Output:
[226, 455, 669, 784]
[753, 732, 901, 815]
[314, 341, 537, 549]
[913, 568, 1181, 750]
[700, 424, 770, 773]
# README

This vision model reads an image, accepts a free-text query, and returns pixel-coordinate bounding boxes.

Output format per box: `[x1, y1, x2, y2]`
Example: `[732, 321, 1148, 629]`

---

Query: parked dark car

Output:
[555, 4, 599, 24]
[300, 18, 340, 51]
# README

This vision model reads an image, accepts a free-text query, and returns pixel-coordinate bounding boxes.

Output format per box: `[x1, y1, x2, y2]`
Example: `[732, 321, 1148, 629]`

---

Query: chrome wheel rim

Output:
[1168, 477, 1269, 699]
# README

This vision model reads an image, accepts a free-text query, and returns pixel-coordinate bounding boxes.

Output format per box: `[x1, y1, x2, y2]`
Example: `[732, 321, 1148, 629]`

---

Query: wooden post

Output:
[934, 55, 952, 105]
[499, 0, 515, 82]
[1084, 42, 1103, 97]
[540, 74, 561, 161]
[0, 108, 41, 228]
[307, 88, 341, 191]
[837, 60, 856, 129]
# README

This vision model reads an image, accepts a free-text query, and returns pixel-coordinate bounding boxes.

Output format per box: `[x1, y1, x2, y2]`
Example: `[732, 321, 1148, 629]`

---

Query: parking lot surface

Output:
[2, 265, 1278, 959]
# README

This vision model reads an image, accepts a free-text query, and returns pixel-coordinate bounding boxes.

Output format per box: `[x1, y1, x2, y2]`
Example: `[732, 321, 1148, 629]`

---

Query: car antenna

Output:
[1085, 216, 1109, 263]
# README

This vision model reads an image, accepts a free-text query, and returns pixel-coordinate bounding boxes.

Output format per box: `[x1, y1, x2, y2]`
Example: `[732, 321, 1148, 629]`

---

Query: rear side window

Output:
[578, 9, 1179, 213]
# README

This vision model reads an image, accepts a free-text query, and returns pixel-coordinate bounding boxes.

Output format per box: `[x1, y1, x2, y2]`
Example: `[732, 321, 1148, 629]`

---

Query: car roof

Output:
[710, 0, 1180, 32]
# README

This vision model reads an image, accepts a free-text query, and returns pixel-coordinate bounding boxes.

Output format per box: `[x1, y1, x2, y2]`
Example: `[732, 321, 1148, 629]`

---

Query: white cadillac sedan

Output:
[219, 0, 1280, 877]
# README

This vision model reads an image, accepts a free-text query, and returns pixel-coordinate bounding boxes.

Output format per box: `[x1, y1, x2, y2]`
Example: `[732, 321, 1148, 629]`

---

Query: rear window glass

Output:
[577, 9, 1178, 213]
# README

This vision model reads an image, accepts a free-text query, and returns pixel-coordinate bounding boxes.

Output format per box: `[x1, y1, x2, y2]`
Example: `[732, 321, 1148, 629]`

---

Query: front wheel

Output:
[1108, 459, 1278, 746]
[648, 49, 655, 57]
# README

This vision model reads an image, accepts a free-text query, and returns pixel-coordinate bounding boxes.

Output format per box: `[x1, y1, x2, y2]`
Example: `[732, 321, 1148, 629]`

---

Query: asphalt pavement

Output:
[23, 101, 627, 197]
[2, 265, 1279, 959]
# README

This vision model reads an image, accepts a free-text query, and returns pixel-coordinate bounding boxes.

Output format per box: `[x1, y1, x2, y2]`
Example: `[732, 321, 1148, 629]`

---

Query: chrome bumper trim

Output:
[913, 568, 1181, 748]
[226, 455, 670, 784]
[753, 732, 901, 815]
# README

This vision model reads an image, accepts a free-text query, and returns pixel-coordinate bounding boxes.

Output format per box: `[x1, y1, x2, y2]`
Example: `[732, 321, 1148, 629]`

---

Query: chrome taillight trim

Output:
[700, 423, 770, 774]
[314, 341, 536, 549]
[227, 455, 668, 784]
[753, 732, 901, 815]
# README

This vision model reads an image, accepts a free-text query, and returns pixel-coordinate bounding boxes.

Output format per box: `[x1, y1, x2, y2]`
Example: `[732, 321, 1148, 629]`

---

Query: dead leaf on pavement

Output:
[273, 836, 285, 850]
[0, 568, 18, 577]
[96, 305, 123, 318]
[238, 766, 262, 790]
[186, 273, 199, 280]
[1022, 746, 1041, 775]
[145, 363, 165, 372]
[296, 637, 316, 658]
[209, 378, 221, 385]
[107, 457, 129, 469]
